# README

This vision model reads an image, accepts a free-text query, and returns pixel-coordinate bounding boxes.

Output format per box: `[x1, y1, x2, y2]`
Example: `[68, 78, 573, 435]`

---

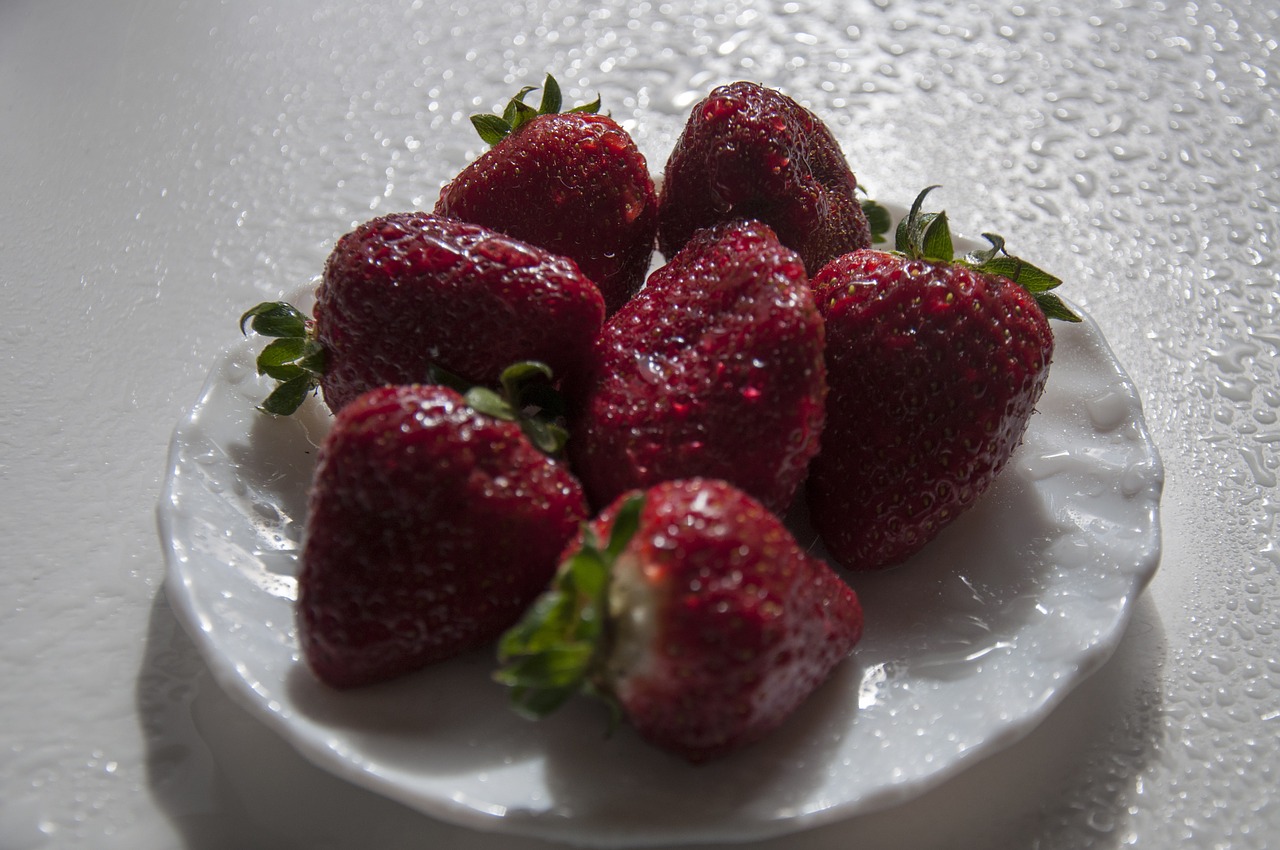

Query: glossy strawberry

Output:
[435, 75, 658, 315]
[240, 212, 604, 415]
[495, 478, 863, 762]
[806, 188, 1080, 571]
[297, 381, 588, 688]
[657, 81, 873, 275]
[566, 218, 826, 515]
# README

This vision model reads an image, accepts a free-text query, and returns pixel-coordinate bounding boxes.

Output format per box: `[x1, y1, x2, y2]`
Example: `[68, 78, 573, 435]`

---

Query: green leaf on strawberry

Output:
[494, 492, 645, 720]
[239, 301, 307, 338]
[536, 76, 561, 115]
[857, 187, 892, 244]
[471, 114, 514, 146]
[239, 301, 326, 415]
[920, 209, 954, 262]
[428, 360, 569, 454]
[241, 296, 574, 444]
[460, 360, 570, 455]
[894, 187, 1081, 322]
[469, 74, 601, 146]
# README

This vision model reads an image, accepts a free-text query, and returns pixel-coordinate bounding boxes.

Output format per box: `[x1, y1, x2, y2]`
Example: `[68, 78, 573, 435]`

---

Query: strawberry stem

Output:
[494, 493, 645, 721]
[895, 187, 1081, 322]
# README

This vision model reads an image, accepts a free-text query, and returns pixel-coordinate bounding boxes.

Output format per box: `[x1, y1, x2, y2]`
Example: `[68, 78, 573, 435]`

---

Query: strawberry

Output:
[657, 81, 876, 276]
[566, 218, 826, 515]
[435, 75, 658, 315]
[297, 376, 589, 689]
[239, 211, 605, 416]
[495, 478, 863, 762]
[806, 187, 1080, 571]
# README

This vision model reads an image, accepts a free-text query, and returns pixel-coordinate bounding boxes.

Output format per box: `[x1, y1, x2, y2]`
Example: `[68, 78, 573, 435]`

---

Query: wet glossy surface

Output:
[3, 0, 1278, 847]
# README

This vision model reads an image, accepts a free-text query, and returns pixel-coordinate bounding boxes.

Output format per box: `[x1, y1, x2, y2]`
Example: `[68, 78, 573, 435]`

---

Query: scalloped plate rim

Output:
[157, 221, 1163, 847]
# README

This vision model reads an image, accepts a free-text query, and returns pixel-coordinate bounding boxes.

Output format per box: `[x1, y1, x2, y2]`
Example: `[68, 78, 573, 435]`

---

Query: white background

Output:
[1, 0, 1276, 847]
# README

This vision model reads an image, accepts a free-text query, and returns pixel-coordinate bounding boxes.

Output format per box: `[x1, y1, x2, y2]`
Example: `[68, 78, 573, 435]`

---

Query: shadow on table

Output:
[133, 584, 1167, 850]
[133, 589, 570, 850]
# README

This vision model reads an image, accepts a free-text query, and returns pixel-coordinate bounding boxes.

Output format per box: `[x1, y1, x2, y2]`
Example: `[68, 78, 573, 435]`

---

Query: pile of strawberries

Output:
[241, 76, 1077, 763]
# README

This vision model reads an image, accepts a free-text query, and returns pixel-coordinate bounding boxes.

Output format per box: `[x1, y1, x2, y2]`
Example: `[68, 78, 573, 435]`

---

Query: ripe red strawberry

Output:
[495, 478, 863, 762]
[297, 380, 589, 689]
[240, 211, 605, 415]
[806, 187, 1080, 571]
[435, 75, 658, 315]
[657, 81, 875, 276]
[566, 218, 826, 515]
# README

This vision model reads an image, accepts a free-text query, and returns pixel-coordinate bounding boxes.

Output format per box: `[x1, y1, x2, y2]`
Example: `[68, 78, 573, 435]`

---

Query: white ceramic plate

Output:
[159, 248, 1162, 847]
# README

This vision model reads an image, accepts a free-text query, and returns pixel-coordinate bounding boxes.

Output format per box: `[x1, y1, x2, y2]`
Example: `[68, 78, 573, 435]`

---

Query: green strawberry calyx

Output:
[895, 186, 1081, 322]
[494, 492, 646, 724]
[239, 305, 571, 450]
[470, 73, 602, 146]
[430, 360, 570, 456]
[239, 301, 327, 416]
[857, 186, 892, 244]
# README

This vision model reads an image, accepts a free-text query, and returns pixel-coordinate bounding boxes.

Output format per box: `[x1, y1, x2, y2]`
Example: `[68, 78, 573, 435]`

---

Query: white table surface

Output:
[2, 0, 1276, 847]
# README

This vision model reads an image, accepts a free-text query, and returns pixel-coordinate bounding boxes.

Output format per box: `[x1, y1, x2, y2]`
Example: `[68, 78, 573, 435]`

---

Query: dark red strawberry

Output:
[566, 218, 826, 515]
[806, 187, 1080, 572]
[239, 211, 604, 415]
[435, 75, 658, 315]
[298, 380, 589, 689]
[495, 478, 863, 762]
[657, 81, 875, 275]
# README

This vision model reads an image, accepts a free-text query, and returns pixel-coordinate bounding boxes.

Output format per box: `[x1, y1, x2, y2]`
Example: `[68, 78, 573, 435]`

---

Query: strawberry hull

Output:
[495, 478, 863, 763]
[592, 480, 863, 763]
